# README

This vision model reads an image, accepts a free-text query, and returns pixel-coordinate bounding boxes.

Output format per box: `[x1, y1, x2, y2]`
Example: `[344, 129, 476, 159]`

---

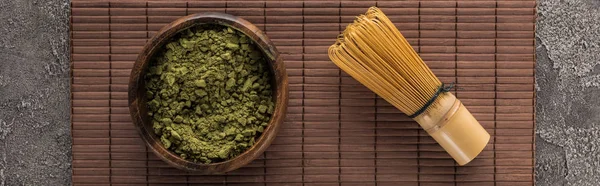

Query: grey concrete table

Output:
[1, 0, 600, 185]
[536, 0, 600, 185]
[0, 0, 71, 185]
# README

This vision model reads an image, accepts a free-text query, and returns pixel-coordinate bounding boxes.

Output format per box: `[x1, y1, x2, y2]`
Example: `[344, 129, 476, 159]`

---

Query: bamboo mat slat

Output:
[70, 0, 536, 185]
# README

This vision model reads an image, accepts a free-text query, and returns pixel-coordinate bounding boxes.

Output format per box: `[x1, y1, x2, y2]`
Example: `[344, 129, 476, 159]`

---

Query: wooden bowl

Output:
[128, 12, 288, 174]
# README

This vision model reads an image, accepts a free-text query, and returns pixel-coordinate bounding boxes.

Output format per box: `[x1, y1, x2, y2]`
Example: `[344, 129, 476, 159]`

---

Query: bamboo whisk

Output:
[329, 7, 490, 165]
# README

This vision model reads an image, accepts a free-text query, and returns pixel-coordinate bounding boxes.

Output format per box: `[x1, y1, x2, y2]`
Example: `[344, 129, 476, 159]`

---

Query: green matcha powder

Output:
[144, 25, 274, 164]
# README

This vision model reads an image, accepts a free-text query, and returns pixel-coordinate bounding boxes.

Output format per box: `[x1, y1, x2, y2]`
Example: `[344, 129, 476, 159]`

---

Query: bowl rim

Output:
[128, 12, 289, 174]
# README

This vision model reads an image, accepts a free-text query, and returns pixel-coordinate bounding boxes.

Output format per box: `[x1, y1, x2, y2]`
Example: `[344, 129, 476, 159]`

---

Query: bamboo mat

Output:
[70, 0, 535, 185]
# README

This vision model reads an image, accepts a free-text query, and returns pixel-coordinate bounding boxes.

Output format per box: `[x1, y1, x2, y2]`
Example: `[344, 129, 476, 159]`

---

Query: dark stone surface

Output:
[536, 0, 600, 185]
[0, 0, 71, 185]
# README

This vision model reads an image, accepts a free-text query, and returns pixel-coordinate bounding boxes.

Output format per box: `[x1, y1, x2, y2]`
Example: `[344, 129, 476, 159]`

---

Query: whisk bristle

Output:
[328, 7, 442, 115]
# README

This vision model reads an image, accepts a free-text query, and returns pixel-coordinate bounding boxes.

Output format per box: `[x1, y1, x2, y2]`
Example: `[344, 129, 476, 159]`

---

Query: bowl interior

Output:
[128, 12, 288, 174]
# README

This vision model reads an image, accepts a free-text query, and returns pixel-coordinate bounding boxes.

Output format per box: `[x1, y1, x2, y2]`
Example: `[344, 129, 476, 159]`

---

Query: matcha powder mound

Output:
[144, 25, 275, 164]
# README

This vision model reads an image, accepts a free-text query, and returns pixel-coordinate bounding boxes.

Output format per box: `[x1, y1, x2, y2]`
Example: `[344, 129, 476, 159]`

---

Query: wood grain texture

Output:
[71, 0, 535, 185]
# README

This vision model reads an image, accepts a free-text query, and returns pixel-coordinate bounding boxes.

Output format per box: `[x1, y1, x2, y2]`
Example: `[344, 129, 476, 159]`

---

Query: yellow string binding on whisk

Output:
[329, 7, 490, 165]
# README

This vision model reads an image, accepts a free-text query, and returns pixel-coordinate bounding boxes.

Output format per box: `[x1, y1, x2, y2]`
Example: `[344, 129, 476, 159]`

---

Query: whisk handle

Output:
[413, 93, 490, 165]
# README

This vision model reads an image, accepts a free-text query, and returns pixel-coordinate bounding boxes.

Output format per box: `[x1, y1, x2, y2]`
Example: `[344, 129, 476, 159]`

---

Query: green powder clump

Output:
[145, 25, 274, 164]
